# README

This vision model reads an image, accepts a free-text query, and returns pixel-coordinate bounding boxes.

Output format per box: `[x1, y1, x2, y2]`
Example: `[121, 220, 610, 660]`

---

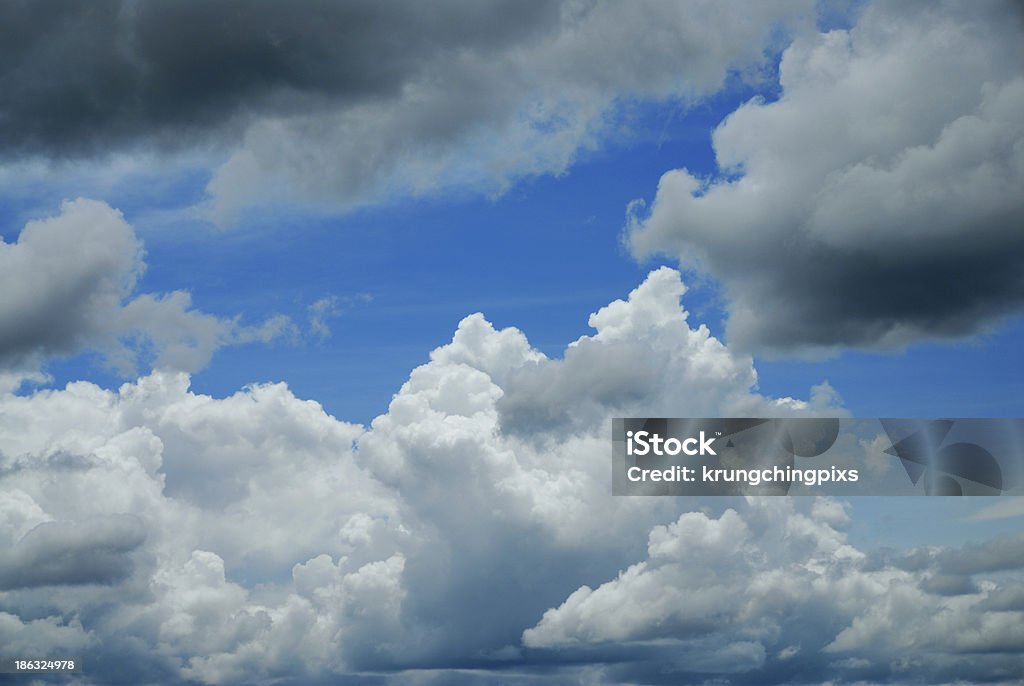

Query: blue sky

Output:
[0, 91, 728, 412]
[13, 81, 1024, 425]
[1, 2, 1023, 684]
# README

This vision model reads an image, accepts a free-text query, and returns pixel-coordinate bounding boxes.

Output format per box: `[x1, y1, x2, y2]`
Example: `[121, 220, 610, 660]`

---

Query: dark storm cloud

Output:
[724, 236, 1024, 350]
[0, 0, 559, 156]
[0, 515, 146, 589]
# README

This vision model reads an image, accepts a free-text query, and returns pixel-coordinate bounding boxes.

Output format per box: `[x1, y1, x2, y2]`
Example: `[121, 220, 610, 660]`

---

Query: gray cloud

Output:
[0, 1, 815, 219]
[627, 0, 1024, 353]
[0, 515, 145, 589]
[207, 0, 813, 219]
[935, 532, 1024, 576]
[0, 199, 292, 375]
[0, 199, 141, 368]
[0, 0, 560, 157]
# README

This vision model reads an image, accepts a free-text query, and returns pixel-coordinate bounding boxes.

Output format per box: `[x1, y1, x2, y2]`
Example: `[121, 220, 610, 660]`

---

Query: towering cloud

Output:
[1, 267, 1021, 683]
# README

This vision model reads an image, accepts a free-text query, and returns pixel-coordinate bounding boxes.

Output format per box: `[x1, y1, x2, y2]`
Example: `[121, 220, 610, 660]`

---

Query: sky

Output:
[0, 1, 1023, 684]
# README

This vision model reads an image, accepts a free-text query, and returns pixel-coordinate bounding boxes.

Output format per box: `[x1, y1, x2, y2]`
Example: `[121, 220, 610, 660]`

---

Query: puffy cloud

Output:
[627, 0, 1024, 352]
[350, 267, 815, 666]
[0, 369, 402, 683]
[1, 267, 1019, 684]
[0, 199, 292, 376]
[0, 612, 92, 664]
[359, 268, 827, 547]
[525, 498, 1024, 684]
[494, 267, 837, 436]
[0, 1, 814, 218]
[0, 267, 835, 683]
[0, 198, 141, 368]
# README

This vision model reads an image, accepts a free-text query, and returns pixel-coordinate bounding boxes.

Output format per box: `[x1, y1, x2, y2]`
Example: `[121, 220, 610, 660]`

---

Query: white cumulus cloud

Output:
[525, 499, 1024, 684]
[1, 267, 1021, 684]
[0, 267, 838, 683]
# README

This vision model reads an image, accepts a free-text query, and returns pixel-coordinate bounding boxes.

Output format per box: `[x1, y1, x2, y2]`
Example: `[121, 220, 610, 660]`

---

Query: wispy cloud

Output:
[306, 293, 372, 341]
[967, 499, 1024, 522]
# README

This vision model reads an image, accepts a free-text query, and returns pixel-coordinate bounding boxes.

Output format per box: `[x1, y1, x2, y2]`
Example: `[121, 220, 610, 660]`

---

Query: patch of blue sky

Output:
[2, 88, 721, 416]
[846, 496, 1024, 551]
[756, 319, 1024, 419]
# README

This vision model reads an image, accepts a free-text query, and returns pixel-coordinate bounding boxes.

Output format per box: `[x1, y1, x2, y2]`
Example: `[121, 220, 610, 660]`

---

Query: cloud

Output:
[348, 267, 825, 667]
[627, 0, 1024, 352]
[0, 198, 142, 368]
[933, 532, 1024, 576]
[0, 267, 842, 684]
[0, 1, 814, 219]
[494, 267, 839, 436]
[0, 199, 292, 376]
[525, 498, 1024, 684]
[0, 515, 146, 590]
[0, 612, 91, 665]
[207, 0, 814, 220]
[307, 297, 339, 340]
[0, 267, 1020, 683]
[967, 498, 1024, 522]
[0, 368, 402, 682]
[306, 294, 371, 341]
[0, 1, 562, 157]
